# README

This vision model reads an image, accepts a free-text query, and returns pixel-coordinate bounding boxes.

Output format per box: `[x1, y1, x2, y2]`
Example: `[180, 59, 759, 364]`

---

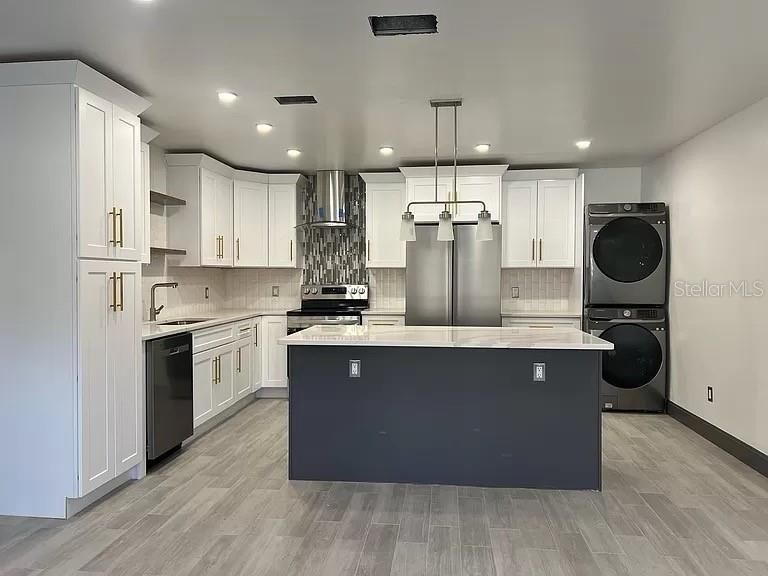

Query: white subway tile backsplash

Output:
[501, 268, 575, 314]
[368, 269, 406, 311]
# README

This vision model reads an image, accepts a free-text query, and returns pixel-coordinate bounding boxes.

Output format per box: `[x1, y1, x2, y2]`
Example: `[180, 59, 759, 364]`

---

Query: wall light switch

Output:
[511, 286, 520, 298]
[533, 362, 546, 382]
[272, 285, 280, 297]
[349, 360, 361, 378]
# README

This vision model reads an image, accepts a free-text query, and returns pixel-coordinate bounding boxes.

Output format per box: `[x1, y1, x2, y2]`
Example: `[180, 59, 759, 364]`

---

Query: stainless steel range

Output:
[286, 284, 369, 334]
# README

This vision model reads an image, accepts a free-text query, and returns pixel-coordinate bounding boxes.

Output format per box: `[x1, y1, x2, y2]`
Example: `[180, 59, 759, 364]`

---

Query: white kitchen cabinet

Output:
[401, 166, 508, 223]
[501, 181, 538, 267]
[361, 174, 406, 268]
[363, 315, 406, 327]
[234, 337, 252, 402]
[261, 316, 288, 388]
[234, 179, 269, 267]
[193, 342, 235, 429]
[193, 348, 215, 428]
[199, 168, 233, 267]
[78, 259, 141, 495]
[268, 174, 305, 268]
[501, 178, 576, 268]
[454, 176, 501, 223]
[140, 143, 150, 264]
[77, 89, 142, 261]
[537, 180, 576, 267]
[502, 316, 582, 330]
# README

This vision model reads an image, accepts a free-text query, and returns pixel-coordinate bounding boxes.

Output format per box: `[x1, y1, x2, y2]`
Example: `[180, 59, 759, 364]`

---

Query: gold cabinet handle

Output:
[109, 208, 117, 246]
[221, 236, 225, 259]
[531, 238, 535, 262]
[236, 238, 240, 261]
[539, 239, 543, 261]
[218, 355, 222, 383]
[289, 239, 293, 262]
[117, 273, 124, 311]
[215, 236, 219, 259]
[212, 357, 217, 384]
[117, 209, 124, 247]
[109, 272, 117, 311]
[237, 348, 241, 373]
[367, 240, 371, 261]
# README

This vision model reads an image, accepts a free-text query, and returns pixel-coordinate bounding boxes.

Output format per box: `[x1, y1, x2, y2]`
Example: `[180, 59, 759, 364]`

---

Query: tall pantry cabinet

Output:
[0, 61, 150, 518]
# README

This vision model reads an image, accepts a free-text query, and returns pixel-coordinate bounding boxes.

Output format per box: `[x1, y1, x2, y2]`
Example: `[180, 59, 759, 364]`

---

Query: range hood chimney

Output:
[312, 170, 347, 227]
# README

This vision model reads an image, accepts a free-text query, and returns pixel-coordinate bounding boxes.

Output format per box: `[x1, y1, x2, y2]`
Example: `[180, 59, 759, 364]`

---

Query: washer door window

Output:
[601, 324, 662, 389]
[593, 218, 663, 283]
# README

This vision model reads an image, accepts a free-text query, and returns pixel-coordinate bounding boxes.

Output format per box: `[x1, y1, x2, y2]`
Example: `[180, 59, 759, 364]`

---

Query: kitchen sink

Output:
[158, 318, 212, 326]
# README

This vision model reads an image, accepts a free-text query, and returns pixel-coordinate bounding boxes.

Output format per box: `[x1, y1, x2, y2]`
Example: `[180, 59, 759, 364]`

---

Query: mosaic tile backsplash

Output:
[301, 174, 368, 285]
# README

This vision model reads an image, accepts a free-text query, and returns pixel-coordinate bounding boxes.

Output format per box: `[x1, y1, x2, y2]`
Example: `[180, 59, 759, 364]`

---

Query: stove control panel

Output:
[301, 284, 369, 301]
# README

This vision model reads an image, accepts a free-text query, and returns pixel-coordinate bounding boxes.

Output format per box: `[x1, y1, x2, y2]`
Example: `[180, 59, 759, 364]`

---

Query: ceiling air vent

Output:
[368, 14, 438, 37]
[274, 95, 318, 105]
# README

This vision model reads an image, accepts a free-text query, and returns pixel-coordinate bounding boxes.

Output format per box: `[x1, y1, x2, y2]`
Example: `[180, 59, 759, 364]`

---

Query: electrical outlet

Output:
[204, 287, 209, 300]
[272, 285, 280, 297]
[707, 386, 713, 403]
[511, 286, 520, 298]
[533, 362, 546, 382]
[349, 360, 361, 378]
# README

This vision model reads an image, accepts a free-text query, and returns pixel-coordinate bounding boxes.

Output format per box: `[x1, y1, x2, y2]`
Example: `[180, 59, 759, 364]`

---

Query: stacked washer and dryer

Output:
[584, 203, 669, 412]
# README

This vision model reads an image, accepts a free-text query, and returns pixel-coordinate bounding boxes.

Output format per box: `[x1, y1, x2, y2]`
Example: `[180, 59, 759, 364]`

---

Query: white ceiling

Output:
[2, 0, 768, 172]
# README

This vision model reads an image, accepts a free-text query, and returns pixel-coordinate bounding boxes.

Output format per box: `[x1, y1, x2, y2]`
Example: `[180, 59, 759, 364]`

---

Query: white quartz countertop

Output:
[501, 311, 582, 318]
[279, 325, 613, 350]
[361, 309, 406, 315]
[142, 309, 288, 341]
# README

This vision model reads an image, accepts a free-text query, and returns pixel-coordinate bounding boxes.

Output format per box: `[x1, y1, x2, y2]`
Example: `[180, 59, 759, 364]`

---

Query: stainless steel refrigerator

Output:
[406, 223, 501, 326]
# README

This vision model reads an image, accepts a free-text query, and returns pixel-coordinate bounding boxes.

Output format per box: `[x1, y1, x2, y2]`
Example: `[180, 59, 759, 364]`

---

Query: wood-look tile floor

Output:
[2, 399, 768, 576]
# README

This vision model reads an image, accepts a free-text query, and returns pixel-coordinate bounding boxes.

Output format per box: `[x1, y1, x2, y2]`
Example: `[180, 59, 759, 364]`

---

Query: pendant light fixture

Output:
[400, 99, 493, 242]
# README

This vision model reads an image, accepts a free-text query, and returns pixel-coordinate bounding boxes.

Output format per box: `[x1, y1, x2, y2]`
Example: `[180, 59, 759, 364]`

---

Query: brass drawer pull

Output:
[117, 209, 124, 247]
[109, 272, 117, 311]
[117, 273, 124, 311]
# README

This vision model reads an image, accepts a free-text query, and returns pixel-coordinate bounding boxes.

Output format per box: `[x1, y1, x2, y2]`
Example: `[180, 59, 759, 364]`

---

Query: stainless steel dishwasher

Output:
[146, 332, 193, 461]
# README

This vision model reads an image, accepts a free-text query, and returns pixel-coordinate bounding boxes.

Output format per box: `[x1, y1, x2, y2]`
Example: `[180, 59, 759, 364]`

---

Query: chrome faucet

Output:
[150, 282, 178, 321]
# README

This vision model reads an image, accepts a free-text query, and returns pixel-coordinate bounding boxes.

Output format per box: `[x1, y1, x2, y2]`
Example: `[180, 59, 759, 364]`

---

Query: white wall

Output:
[642, 96, 768, 455]
[583, 167, 642, 205]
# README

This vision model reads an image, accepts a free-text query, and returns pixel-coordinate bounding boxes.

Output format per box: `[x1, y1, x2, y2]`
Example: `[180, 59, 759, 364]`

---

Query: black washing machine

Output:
[586, 203, 668, 306]
[586, 307, 667, 412]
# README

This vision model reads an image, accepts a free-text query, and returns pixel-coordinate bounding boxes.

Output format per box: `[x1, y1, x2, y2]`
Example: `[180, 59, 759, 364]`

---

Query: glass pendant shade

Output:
[476, 210, 493, 241]
[399, 211, 416, 241]
[437, 210, 454, 241]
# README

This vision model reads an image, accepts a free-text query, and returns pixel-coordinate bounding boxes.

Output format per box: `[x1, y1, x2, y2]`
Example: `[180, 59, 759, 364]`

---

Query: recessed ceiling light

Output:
[575, 140, 591, 150]
[474, 143, 491, 153]
[256, 123, 273, 134]
[217, 91, 238, 104]
[286, 149, 301, 158]
[379, 146, 394, 156]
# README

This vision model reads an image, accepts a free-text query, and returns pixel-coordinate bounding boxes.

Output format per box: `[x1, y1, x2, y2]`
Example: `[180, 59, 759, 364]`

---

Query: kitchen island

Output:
[280, 325, 613, 490]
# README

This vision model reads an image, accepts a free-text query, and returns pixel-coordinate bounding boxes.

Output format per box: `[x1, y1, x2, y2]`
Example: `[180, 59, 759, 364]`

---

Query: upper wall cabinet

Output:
[77, 89, 143, 261]
[267, 174, 306, 268]
[234, 177, 269, 267]
[140, 143, 151, 264]
[400, 165, 508, 223]
[501, 176, 576, 268]
[361, 173, 406, 268]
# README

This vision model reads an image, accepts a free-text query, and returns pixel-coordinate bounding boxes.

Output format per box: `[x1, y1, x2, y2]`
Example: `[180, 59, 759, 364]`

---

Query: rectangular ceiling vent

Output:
[368, 14, 438, 37]
[274, 95, 318, 105]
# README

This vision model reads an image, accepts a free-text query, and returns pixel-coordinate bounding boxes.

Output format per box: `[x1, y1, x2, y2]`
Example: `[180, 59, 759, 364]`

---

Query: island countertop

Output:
[280, 324, 613, 350]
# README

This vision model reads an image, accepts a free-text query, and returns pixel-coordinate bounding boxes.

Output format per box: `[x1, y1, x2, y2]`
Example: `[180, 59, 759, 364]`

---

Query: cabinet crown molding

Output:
[165, 153, 236, 178]
[268, 173, 307, 185]
[359, 172, 405, 184]
[400, 164, 509, 179]
[503, 168, 579, 181]
[0, 60, 150, 116]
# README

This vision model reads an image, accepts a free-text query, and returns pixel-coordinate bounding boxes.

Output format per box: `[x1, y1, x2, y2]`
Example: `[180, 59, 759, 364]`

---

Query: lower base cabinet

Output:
[261, 316, 287, 388]
[234, 336, 252, 401]
[363, 315, 406, 327]
[193, 342, 235, 428]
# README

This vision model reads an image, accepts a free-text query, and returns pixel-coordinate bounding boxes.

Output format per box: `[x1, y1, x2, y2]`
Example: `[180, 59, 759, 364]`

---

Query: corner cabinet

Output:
[234, 178, 269, 267]
[400, 165, 508, 224]
[78, 88, 143, 262]
[78, 260, 142, 496]
[501, 177, 576, 268]
[361, 173, 406, 268]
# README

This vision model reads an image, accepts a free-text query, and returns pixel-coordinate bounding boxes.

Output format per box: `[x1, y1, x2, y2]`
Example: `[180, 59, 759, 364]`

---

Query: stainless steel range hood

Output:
[312, 170, 347, 227]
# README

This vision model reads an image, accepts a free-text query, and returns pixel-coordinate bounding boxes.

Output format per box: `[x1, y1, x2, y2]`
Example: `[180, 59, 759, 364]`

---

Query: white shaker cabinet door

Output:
[454, 176, 500, 223]
[78, 260, 114, 496]
[268, 184, 298, 267]
[501, 181, 538, 268]
[140, 143, 151, 264]
[77, 89, 113, 259]
[216, 175, 234, 267]
[262, 316, 288, 388]
[212, 345, 235, 413]
[406, 177, 452, 222]
[111, 107, 142, 261]
[234, 338, 253, 401]
[112, 263, 142, 476]
[234, 180, 269, 267]
[537, 180, 576, 268]
[366, 183, 406, 268]
[193, 349, 215, 428]
[199, 168, 220, 267]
